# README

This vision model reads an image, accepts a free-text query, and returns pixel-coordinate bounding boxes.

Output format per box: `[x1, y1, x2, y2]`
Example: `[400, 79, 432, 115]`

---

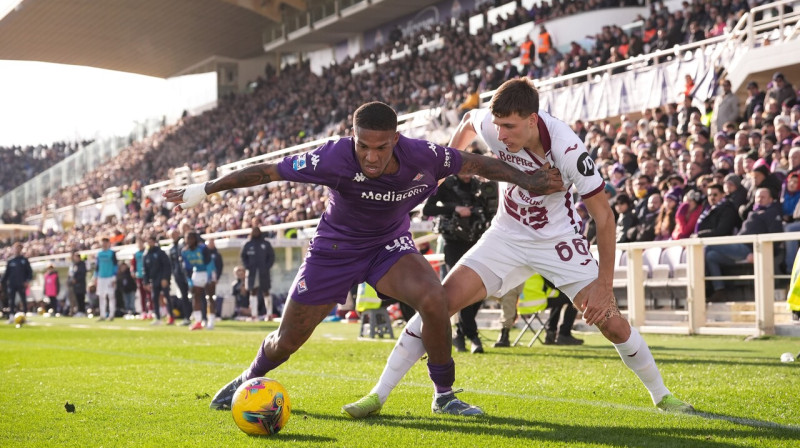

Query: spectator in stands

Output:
[712, 79, 739, 135]
[744, 81, 766, 122]
[741, 164, 782, 221]
[614, 193, 637, 243]
[672, 190, 705, 239]
[767, 73, 795, 110]
[655, 188, 679, 240]
[631, 193, 662, 242]
[695, 183, 740, 237]
[783, 171, 800, 272]
[632, 174, 658, 221]
[705, 187, 783, 300]
[677, 94, 700, 136]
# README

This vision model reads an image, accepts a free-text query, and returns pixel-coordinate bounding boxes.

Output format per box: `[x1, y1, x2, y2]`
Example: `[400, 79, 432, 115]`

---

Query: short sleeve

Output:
[555, 134, 605, 199]
[276, 139, 342, 188]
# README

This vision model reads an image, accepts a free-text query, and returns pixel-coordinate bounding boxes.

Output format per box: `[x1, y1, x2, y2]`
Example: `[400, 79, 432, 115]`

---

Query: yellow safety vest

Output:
[518, 274, 557, 314]
[356, 283, 382, 312]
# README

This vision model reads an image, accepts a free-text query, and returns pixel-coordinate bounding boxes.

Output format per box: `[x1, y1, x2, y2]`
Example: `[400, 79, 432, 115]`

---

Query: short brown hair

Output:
[490, 78, 539, 118]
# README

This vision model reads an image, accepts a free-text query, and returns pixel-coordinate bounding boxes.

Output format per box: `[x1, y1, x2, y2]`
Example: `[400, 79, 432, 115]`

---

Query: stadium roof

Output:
[0, 0, 442, 79]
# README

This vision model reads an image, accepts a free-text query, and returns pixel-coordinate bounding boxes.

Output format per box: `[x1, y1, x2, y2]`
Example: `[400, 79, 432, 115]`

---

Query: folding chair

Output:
[355, 283, 394, 339]
[512, 273, 556, 347]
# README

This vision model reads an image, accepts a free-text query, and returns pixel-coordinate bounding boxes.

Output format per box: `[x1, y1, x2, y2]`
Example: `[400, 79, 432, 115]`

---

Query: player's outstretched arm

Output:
[458, 151, 564, 195]
[163, 163, 283, 211]
[448, 111, 478, 150]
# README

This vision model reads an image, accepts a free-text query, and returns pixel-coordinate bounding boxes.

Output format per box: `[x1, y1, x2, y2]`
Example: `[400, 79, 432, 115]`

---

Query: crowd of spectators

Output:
[2, 0, 798, 268]
[0, 141, 91, 196]
[572, 70, 799, 289]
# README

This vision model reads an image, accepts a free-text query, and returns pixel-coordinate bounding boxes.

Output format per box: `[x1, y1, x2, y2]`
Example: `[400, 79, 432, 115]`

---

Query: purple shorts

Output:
[288, 232, 419, 306]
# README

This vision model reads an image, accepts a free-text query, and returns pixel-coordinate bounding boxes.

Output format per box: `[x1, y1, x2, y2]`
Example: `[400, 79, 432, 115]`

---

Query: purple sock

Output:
[242, 340, 288, 381]
[427, 358, 455, 394]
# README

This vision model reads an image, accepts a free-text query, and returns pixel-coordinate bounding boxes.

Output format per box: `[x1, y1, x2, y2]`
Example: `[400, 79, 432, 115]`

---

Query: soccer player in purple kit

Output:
[164, 101, 563, 415]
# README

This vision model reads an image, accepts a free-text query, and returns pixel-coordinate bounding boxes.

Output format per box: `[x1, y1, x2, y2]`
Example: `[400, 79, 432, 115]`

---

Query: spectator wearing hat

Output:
[741, 164, 782, 221]
[744, 80, 766, 122]
[705, 187, 783, 300]
[767, 72, 795, 110]
[614, 193, 638, 243]
[724, 173, 748, 211]
[672, 189, 705, 239]
[695, 183, 740, 238]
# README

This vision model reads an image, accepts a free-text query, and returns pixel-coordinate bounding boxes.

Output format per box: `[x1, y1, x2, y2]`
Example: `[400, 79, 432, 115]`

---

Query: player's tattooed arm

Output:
[163, 163, 283, 211]
[205, 163, 283, 194]
[458, 151, 564, 195]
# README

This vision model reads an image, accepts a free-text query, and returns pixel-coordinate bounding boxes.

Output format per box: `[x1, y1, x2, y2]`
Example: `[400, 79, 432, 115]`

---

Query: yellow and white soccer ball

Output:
[14, 312, 26, 326]
[231, 377, 291, 436]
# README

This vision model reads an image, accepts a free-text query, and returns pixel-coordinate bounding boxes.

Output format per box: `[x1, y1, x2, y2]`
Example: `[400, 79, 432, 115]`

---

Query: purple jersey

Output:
[277, 135, 462, 251]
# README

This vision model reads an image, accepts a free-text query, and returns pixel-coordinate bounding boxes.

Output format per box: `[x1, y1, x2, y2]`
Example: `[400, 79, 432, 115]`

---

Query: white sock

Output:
[192, 310, 201, 322]
[613, 327, 670, 404]
[249, 295, 258, 317]
[207, 313, 215, 327]
[265, 294, 273, 316]
[107, 295, 115, 318]
[370, 313, 426, 404]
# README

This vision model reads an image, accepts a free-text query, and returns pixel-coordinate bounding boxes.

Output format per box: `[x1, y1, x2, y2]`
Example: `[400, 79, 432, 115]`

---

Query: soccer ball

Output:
[13, 312, 26, 325]
[231, 377, 291, 436]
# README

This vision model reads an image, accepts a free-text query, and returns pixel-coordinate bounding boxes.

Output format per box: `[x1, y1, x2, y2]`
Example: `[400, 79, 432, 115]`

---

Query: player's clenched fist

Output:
[163, 182, 208, 212]
[526, 162, 564, 195]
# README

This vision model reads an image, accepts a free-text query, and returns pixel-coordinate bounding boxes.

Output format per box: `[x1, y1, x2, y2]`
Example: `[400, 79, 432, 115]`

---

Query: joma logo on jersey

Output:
[361, 186, 427, 202]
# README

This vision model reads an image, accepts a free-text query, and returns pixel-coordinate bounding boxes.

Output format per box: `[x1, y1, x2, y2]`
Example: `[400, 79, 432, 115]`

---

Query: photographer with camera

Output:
[423, 172, 497, 353]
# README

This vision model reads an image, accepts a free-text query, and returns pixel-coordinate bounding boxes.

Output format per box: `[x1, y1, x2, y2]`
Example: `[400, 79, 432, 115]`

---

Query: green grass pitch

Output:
[1, 317, 799, 447]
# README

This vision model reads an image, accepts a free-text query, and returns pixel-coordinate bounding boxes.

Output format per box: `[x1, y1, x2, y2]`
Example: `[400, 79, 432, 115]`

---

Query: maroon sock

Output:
[427, 358, 455, 394]
[241, 340, 288, 381]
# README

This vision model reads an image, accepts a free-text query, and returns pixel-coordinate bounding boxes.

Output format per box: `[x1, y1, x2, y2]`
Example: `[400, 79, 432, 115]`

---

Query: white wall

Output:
[237, 55, 273, 91]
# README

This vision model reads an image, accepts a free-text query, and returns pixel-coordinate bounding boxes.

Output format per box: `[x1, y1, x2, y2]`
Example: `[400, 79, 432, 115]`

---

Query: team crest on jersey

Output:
[353, 172, 367, 182]
[413, 172, 425, 182]
[311, 154, 320, 170]
[577, 152, 595, 176]
[297, 278, 308, 293]
[293, 154, 307, 171]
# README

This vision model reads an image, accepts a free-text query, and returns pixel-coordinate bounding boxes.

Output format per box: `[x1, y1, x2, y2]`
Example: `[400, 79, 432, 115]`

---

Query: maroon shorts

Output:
[288, 232, 418, 306]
